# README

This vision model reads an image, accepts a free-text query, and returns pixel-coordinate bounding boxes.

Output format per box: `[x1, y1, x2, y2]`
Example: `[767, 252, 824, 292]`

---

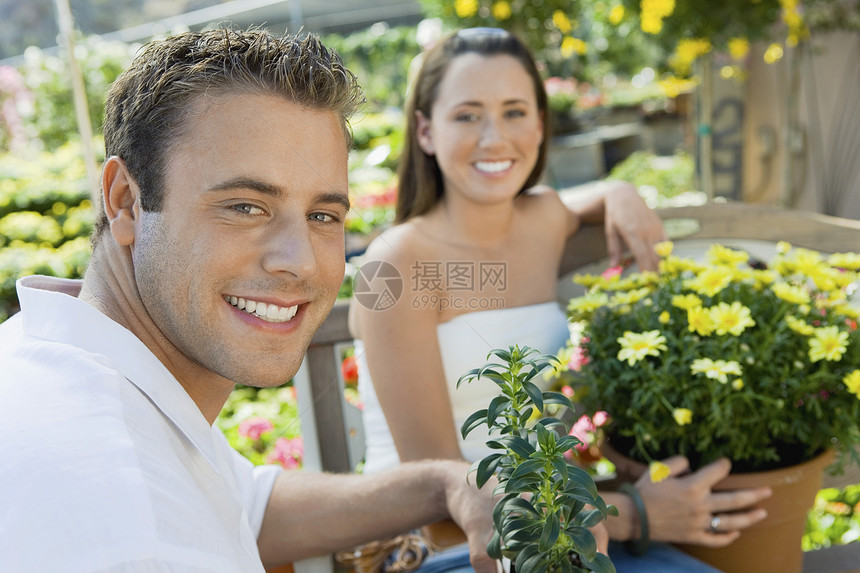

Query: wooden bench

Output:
[292, 201, 860, 573]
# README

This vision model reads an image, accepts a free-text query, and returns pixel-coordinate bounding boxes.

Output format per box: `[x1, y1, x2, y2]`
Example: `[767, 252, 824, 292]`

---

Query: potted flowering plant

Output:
[559, 240, 860, 571]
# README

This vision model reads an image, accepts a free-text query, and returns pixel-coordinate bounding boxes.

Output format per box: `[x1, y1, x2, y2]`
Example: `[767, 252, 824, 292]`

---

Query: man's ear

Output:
[102, 156, 140, 246]
[415, 111, 435, 155]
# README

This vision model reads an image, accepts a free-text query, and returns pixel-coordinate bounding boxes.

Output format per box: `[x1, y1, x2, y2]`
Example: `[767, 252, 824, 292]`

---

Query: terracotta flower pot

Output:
[601, 443, 834, 573]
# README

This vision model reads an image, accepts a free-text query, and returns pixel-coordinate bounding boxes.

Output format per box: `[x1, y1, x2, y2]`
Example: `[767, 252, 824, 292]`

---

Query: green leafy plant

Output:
[561, 241, 860, 475]
[458, 345, 616, 573]
[804, 484, 860, 550]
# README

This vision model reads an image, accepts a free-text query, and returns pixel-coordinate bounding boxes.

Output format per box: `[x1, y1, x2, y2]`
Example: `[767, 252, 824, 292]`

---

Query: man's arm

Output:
[256, 459, 498, 573]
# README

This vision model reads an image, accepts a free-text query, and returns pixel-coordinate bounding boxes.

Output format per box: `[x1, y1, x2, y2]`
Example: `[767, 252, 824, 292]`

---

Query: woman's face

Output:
[416, 53, 543, 207]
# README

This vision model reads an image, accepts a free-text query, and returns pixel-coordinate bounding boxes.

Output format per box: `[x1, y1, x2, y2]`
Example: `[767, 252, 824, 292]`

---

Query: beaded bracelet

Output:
[619, 483, 650, 557]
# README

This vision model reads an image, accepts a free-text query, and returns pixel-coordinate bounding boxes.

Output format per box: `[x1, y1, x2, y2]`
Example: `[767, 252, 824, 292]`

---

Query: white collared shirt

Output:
[0, 276, 282, 572]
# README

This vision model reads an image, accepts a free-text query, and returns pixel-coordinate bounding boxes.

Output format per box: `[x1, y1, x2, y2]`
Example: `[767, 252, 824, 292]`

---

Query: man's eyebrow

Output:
[208, 177, 284, 197]
[207, 177, 350, 211]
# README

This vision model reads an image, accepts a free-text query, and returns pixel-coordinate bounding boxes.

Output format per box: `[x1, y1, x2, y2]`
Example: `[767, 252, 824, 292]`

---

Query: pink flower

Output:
[570, 415, 596, 451]
[593, 411, 609, 427]
[561, 385, 575, 398]
[567, 346, 590, 371]
[238, 417, 274, 441]
[601, 265, 623, 280]
[266, 437, 304, 470]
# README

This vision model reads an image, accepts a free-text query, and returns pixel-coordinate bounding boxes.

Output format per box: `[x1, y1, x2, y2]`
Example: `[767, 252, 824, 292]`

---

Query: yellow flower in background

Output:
[844, 370, 860, 398]
[673, 293, 703, 311]
[785, 315, 815, 336]
[809, 326, 849, 363]
[691, 358, 743, 384]
[611, 287, 651, 306]
[728, 37, 750, 60]
[772, 282, 811, 305]
[650, 460, 671, 483]
[553, 10, 573, 33]
[659, 311, 671, 324]
[492, 1, 512, 20]
[672, 38, 711, 74]
[732, 379, 745, 390]
[617, 330, 668, 365]
[455, 0, 479, 18]
[658, 76, 698, 98]
[829, 253, 860, 271]
[609, 4, 625, 25]
[634, 271, 660, 288]
[568, 292, 610, 316]
[764, 43, 784, 64]
[777, 241, 792, 255]
[673, 408, 692, 426]
[752, 269, 777, 287]
[686, 266, 732, 297]
[572, 273, 602, 289]
[708, 244, 749, 267]
[836, 304, 860, 320]
[710, 301, 756, 336]
[561, 36, 588, 57]
[655, 241, 674, 258]
[640, 0, 675, 34]
[687, 306, 715, 336]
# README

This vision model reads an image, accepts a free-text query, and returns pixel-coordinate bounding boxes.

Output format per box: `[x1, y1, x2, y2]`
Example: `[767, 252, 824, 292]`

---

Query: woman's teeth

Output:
[475, 160, 512, 173]
[225, 296, 298, 323]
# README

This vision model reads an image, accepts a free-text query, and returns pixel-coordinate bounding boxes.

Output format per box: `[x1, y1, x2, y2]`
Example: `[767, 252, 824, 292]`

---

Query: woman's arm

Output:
[350, 234, 463, 464]
[562, 180, 666, 271]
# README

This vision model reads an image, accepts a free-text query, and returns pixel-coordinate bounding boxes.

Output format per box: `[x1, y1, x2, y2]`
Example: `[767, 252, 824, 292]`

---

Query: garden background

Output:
[1, 0, 858, 552]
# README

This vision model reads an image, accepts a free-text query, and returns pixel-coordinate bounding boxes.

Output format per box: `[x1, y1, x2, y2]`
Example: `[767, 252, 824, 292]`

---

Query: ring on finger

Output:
[709, 515, 721, 533]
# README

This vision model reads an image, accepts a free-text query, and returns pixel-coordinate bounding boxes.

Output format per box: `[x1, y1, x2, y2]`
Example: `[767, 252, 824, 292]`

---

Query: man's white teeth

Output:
[224, 296, 298, 323]
[476, 160, 512, 173]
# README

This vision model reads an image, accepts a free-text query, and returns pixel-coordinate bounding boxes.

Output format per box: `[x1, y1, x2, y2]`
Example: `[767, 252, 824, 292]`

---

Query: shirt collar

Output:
[16, 275, 221, 470]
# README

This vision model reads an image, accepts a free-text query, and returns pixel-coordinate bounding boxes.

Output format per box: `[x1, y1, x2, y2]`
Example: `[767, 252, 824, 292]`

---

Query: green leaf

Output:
[522, 380, 544, 412]
[565, 525, 598, 561]
[487, 530, 502, 560]
[503, 496, 540, 518]
[539, 512, 561, 552]
[542, 391, 575, 410]
[475, 454, 502, 488]
[487, 394, 510, 424]
[584, 552, 617, 573]
[497, 435, 535, 459]
[514, 545, 542, 573]
[510, 459, 544, 480]
[461, 409, 488, 438]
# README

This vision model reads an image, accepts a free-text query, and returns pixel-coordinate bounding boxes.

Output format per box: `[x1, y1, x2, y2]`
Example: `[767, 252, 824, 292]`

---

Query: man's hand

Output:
[439, 461, 499, 573]
[603, 182, 666, 271]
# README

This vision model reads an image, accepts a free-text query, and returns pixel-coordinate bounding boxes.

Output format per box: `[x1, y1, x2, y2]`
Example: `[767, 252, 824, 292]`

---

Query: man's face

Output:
[132, 93, 349, 388]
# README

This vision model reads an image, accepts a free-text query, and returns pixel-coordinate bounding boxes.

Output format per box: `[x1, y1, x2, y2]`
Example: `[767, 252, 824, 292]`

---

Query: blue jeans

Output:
[413, 541, 723, 573]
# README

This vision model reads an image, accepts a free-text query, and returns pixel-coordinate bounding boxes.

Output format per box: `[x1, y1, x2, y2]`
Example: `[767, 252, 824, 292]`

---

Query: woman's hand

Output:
[634, 456, 772, 547]
[602, 182, 666, 271]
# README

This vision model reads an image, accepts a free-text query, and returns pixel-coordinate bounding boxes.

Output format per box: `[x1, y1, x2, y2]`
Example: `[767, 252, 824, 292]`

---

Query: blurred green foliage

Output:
[804, 484, 860, 550]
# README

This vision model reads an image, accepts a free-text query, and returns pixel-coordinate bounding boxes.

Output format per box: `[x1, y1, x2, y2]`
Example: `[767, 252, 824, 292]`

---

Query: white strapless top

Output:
[356, 301, 570, 473]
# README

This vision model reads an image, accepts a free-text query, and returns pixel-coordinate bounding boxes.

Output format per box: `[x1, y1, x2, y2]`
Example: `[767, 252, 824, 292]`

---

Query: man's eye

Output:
[455, 112, 478, 122]
[309, 212, 339, 223]
[232, 204, 265, 216]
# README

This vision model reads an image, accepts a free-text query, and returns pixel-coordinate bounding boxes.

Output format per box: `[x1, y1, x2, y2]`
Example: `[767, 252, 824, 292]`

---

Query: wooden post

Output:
[698, 55, 715, 200]
[53, 0, 100, 203]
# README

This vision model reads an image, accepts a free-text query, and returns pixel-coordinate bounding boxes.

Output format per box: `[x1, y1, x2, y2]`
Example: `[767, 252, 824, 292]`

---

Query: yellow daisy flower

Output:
[611, 287, 651, 306]
[785, 315, 814, 336]
[609, 4, 625, 25]
[454, 0, 479, 18]
[708, 244, 749, 267]
[686, 266, 733, 297]
[772, 282, 811, 305]
[809, 326, 849, 363]
[568, 292, 609, 316]
[672, 294, 703, 311]
[673, 408, 692, 426]
[709, 301, 756, 336]
[659, 311, 671, 324]
[650, 460, 671, 483]
[691, 358, 743, 384]
[687, 306, 715, 336]
[654, 241, 674, 258]
[732, 379, 745, 390]
[844, 370, 860, 398]
[828, 252, 860, 271]
[617, 330, 668, 366]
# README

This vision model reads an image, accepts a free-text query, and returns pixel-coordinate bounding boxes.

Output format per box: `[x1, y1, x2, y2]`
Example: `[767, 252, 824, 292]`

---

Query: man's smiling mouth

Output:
[224, 295, 298, 323]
